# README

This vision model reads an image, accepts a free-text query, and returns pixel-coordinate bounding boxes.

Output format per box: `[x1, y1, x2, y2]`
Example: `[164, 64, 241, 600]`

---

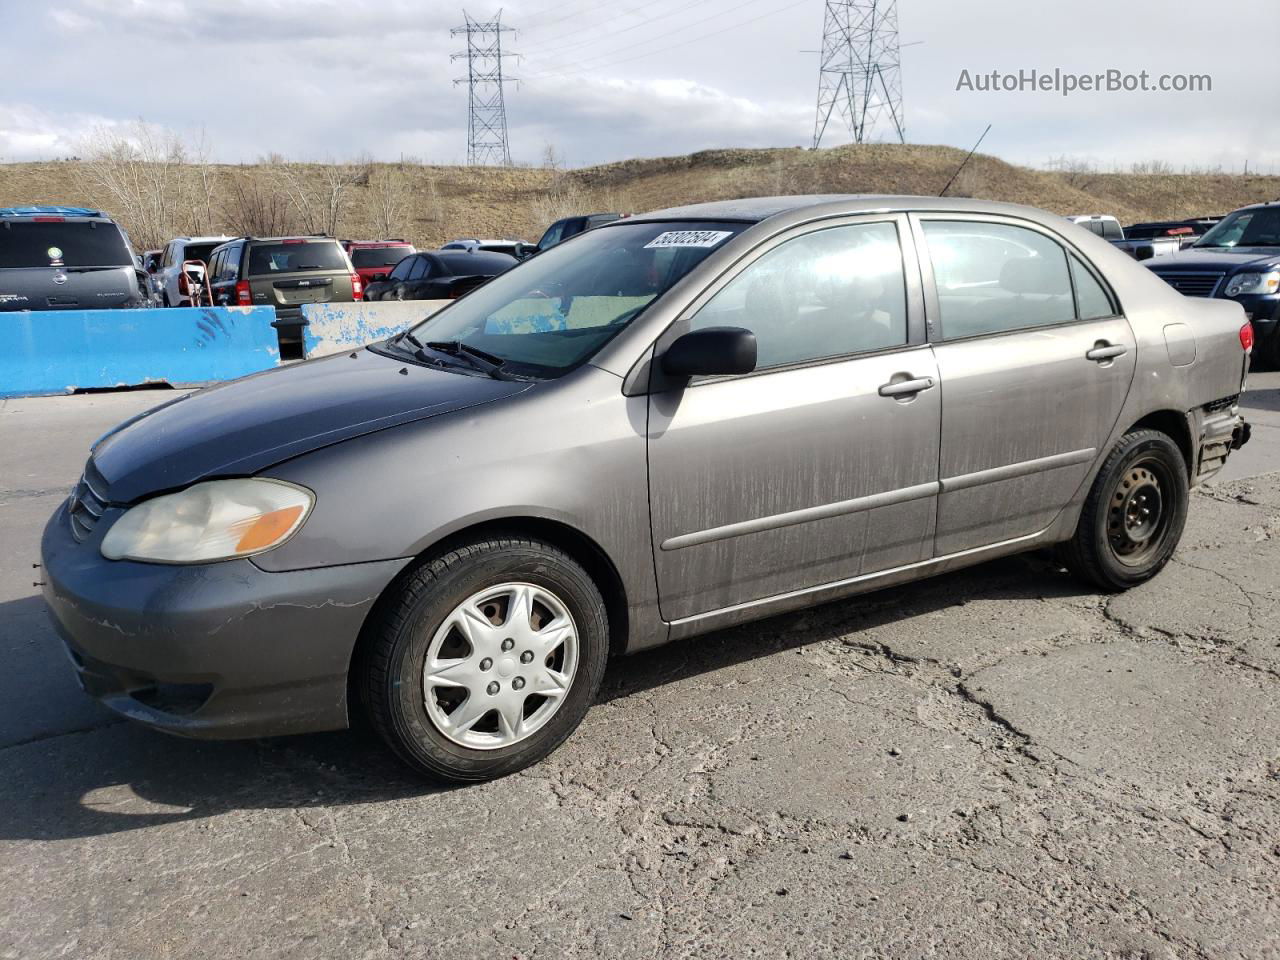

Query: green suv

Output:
[206, 236, 363, 357]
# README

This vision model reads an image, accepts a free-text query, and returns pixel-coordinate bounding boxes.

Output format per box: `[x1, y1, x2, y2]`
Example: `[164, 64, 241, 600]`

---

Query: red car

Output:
[342, 240, 417, 287]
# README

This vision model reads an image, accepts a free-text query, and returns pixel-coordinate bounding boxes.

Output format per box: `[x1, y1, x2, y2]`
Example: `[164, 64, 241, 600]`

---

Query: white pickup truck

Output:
[1066, 215, 1181, 261]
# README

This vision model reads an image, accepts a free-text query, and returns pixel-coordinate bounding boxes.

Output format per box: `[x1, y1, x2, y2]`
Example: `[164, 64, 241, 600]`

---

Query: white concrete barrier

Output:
[300, 300, 451, 358]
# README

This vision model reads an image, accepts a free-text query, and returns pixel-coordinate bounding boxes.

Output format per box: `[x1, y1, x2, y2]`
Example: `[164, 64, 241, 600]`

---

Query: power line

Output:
[523, 0, 811, 81]
[519, 0, 709, 55]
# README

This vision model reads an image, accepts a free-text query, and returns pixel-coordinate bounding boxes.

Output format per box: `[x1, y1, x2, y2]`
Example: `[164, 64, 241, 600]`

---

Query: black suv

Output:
[205, 236, 362, 358]
[1145, 202, 1280, 366]
[533, 213, 622, 254]
[0, 206, 146, 311]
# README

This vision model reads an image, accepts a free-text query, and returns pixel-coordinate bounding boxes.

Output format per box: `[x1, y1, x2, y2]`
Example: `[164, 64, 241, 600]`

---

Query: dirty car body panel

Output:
[41, 195, 1250, 741]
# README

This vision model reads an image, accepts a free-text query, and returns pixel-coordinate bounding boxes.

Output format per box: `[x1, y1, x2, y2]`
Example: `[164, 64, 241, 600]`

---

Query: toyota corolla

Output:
[41, 196, 1251, 782]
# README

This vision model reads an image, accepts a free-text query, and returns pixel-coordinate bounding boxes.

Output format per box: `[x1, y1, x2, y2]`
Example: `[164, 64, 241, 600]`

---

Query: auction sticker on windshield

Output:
[644, 230, 734, 249]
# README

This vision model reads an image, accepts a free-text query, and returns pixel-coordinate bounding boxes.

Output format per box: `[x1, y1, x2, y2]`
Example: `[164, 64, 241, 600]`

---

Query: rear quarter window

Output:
[247, 241, 348, 275]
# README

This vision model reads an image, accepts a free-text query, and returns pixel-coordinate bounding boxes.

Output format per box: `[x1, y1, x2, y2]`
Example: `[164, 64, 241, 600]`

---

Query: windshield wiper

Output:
[424, 340, 515, 380]
[387, 329, 423, 350]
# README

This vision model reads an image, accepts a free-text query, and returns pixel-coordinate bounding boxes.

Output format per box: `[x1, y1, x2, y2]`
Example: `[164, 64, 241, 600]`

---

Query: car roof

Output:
[0, 205, 111, 219]
[621, 195, 1089, 230]
[347, 239, 412, 247]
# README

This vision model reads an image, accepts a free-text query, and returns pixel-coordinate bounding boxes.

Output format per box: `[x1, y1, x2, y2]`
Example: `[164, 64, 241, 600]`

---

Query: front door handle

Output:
[1086, 343, 1127, 362]
[878, 376, 936, 398]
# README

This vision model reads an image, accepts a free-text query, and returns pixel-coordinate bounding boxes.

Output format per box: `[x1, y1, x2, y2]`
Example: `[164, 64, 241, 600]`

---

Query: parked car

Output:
[1123, 219, 1218, 249]
[155, 236, 233, 306]
[441, 238, 530, 259]
[40, 195, 1251, 783]
[204, 235, 363, 358]
[342, 239, 416, 287]
[533, 213, 622, 254]
[1144, 201, 1280, 365]
[0, 205, 147, 311]
[1066, 214, 1180, 261]
[363, 249, 515, 302]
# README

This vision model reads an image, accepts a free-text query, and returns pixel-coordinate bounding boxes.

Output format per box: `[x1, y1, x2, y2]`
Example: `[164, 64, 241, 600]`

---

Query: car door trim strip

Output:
[661, 447, 1097, 552]
[660, 480, 941, 551]
[938, 447, 1096, 494]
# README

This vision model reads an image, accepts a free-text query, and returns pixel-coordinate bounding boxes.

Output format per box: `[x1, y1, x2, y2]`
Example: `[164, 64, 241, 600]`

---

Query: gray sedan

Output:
[41, 196, 1252, 782]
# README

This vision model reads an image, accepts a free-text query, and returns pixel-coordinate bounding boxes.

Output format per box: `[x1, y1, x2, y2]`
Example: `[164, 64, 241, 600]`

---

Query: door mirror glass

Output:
[662, 326, 757, 378]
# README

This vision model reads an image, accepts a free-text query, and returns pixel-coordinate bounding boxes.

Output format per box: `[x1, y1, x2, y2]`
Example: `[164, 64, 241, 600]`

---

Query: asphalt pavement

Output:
[0, 373, 1277, 959]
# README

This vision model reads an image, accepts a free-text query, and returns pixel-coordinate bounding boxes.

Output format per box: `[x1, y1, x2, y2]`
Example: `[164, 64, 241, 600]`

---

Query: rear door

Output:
[914, 214, 1137, 555]
[246, 240, 353, 308]
[647, 215, 941, 622]
[0, 218, 134, 310]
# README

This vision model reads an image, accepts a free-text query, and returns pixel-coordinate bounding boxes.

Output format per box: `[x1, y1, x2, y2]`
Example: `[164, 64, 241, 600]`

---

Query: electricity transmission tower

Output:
[451, 11, 517, 166]
[812, 0, 905, 148]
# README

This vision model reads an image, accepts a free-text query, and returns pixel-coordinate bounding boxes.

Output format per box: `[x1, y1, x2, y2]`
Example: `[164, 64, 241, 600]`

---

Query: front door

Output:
[914, 215, 1137, 555]
[646, 216, 942, 623]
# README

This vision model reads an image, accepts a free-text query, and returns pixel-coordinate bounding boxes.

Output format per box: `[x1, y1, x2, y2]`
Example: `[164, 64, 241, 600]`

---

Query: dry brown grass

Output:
[3, 145, 1276, 249]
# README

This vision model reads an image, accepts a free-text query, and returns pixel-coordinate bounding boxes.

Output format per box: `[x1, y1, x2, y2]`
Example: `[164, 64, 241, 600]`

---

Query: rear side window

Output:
[922, 220, 1075, 339]
[1069, 254, 1115, 320]
[693, 221, 908, 369]
[538, 221, 565, 249]
[0, 221, 131, 268]
[247, 241, 347, 275]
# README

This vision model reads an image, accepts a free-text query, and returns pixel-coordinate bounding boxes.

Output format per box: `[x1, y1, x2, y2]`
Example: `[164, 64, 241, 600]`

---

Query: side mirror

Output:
[661, 326, 757, 378]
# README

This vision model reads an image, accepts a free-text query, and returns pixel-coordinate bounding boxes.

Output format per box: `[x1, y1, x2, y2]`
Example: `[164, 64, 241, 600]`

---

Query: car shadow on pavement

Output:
[0, 552, 1088, 841]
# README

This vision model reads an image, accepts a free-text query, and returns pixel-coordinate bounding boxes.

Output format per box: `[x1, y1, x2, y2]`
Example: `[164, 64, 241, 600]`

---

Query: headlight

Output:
[1223, 271, 1280, 297]
[101, 478, 313, 564]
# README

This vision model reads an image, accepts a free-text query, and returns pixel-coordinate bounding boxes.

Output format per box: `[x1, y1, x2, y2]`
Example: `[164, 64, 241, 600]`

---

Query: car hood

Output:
[91, 347, 531, 503]
[1147, 247, 1280, 272]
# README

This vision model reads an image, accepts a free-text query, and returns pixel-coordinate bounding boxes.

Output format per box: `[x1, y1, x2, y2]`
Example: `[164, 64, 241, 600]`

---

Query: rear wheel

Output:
[1061, 429, 1189, 590]
[360, 536, 608, 783]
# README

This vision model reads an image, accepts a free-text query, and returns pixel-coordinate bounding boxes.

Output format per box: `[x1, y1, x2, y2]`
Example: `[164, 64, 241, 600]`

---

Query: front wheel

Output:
[360, 536, 609, 783]
[1060, 429, 1189, 591]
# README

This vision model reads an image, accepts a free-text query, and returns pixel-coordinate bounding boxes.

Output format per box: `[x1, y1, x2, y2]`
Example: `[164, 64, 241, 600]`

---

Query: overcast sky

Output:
[1, 0, 1276, 172]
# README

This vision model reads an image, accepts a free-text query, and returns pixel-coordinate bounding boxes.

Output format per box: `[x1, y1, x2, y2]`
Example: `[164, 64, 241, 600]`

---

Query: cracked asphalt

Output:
[1, 373, 1278, 960]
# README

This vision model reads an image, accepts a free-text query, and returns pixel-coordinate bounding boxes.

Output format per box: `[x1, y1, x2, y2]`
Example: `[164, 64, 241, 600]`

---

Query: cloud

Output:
[2, 0, 1276, 174]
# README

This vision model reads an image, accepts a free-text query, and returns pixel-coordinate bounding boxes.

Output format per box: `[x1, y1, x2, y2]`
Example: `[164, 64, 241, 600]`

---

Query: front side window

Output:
[922, 220, 1074, 339]
[691, 221, 908, 369]
[401, 220, 747, 378]
[389, 256, 415, 281]
[407, 257, 429, 281]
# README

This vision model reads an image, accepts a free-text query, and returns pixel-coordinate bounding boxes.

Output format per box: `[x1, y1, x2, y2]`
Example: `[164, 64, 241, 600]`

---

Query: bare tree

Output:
[367, 163, 411, 238]
[273, 157, 369, 237]
[74, 120, 195, 249]
[223, 165, 293, 236]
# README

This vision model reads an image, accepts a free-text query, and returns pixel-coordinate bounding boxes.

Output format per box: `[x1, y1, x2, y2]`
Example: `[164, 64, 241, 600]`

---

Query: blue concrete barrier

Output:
[0, 306, 280, 398]
[301, 301, 450, 358]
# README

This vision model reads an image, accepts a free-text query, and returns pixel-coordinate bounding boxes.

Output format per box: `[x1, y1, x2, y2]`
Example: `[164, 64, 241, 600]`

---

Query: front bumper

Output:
[40, 499, 410, 739]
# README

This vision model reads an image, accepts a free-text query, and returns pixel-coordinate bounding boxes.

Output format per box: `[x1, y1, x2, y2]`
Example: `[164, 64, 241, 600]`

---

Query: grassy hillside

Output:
[2, 144, 1276, 250]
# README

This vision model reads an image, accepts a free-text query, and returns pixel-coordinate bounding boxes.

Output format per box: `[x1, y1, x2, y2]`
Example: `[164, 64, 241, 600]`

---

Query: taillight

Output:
[1240, 322, 1254, 352]
[178, 271, 190, 295]
[235, 280, 252, 305]
[351, 274, 363, 301]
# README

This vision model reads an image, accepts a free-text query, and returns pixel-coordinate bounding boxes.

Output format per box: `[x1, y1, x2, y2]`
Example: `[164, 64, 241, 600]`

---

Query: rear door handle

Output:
[878, 376, 936, 398]
[1086, 343, 1127, 362]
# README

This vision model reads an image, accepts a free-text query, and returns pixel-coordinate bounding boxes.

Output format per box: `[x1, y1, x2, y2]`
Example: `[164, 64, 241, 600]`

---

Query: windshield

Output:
[0, 220, 131, 268]
[1195, 207, 1280, 249]
[398, 220, 747, 378]
[352, 246, 413, 267]
[247, 241, 348, 275]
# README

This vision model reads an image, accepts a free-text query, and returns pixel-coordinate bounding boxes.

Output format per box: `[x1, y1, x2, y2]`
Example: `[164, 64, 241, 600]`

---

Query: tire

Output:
[1060, 429, 1189, 591]
[162, 292, 172, 307]
[360, 536, 609, 783]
